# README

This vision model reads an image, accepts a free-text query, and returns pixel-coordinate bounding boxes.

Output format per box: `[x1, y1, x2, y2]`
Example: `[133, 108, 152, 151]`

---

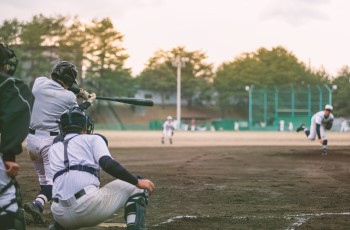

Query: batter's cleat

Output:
[161, 139, 164, 144]
[322, 149, 327, 156]
[170, 138, 173, 144]
[296, 124, 306, 132]
[23, 202, 45, 224]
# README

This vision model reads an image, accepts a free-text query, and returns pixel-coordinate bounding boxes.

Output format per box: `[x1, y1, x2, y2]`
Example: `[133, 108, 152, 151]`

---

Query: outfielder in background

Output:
[47, 107, 155, 229]
[24, 61, 96, 224]
[0, 43, 34, 230]
[296, 104, 334, 156]
[162, 115, 176, 144]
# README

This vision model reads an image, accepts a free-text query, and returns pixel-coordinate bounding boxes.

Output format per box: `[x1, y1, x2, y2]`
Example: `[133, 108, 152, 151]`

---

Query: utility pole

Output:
[172, 55, 189, 129]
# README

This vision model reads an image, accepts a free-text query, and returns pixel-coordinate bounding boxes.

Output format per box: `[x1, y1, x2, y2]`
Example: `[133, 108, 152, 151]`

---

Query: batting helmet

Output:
[0, 43, 18, 76]
[59, 107, 94, 135]
[51, 61, 78, 87]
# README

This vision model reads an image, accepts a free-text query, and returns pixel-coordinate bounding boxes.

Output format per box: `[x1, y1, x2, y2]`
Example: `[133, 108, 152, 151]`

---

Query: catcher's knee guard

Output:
[124, 192, 148, 230]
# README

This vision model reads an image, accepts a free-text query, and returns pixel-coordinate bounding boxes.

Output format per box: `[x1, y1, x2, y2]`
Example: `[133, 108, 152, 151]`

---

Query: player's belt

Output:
[29, 128, 59, 136]
[52, 188, 86, 203]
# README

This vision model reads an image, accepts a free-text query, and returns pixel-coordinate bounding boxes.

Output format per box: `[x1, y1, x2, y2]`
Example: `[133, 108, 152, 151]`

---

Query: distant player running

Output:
[296, 105, 334, 156]
[161, 116, 176, 144]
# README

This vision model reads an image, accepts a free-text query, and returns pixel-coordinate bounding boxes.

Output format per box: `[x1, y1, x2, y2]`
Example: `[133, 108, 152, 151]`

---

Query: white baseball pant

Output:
[308, 117, 327, 141]
[26, 132, 56, 185]
[51, 180, 144, 229]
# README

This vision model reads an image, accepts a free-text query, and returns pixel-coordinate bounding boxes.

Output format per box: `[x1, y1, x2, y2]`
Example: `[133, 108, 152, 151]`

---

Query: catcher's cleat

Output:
[48, 219, 65, 230]
[23, 202, 45, 224]
[296, 124, 306, 132]
[170, 138, 173, 144]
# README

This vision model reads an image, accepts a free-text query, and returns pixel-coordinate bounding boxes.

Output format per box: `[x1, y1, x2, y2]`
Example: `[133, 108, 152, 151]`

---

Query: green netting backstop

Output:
[246, 84, 334, 130]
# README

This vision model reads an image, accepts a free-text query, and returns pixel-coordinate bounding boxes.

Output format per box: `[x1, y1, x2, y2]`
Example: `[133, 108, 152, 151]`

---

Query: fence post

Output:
[316, 85, 322, 111]
[246, 85, 254, 130]
[307, 84, 311, 121]
[324, 84, 332, 105]
[274, 86, 279, 127]
[290, 85, 295, 123]
[263, 86, 267, 124]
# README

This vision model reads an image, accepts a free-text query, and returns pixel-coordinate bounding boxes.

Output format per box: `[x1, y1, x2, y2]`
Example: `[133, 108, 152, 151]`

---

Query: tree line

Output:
[1, 15, 349, 118]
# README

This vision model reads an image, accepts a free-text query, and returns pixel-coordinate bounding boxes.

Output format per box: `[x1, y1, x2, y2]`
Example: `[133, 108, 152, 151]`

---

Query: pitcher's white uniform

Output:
[48, 134, 144, 229]
[297, 104, 334, 156]
[26, 77, 78, 186]
[307, 111, 334, 141]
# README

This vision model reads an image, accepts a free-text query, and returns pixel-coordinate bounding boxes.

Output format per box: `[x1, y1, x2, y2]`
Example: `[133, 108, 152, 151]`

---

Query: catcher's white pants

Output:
[0, 157, 18, 216]
[26, 133, 55, 185]
[308, 117, 327, 141]
[51, 180, 143, 229]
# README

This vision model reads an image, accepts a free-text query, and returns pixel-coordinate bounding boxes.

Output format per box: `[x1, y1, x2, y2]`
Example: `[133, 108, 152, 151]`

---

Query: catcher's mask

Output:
[59, 107, 94, 135]
[0, 43, 18, 76]
[51, 61, 78, 87]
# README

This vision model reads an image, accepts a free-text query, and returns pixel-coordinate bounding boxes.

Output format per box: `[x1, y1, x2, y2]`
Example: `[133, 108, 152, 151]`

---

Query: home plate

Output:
[98, 223, 126, 228]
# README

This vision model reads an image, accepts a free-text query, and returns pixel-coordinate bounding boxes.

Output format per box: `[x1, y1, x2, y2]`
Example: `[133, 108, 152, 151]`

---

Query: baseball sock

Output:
[33, 199, 44, 212]
[322, 140, 328, 151]
[304, 129, 310, 137]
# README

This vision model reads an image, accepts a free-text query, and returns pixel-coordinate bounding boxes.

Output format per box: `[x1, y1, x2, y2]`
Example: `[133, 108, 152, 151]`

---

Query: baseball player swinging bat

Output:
[96, 96, 154, 107]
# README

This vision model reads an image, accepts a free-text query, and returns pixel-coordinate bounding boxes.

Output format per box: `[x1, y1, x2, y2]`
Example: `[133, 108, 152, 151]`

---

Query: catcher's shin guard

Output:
[124, 192, 148, 230]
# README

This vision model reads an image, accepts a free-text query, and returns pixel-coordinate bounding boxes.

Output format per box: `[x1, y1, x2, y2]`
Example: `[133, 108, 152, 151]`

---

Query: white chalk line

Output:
[153, 212, 350, 229]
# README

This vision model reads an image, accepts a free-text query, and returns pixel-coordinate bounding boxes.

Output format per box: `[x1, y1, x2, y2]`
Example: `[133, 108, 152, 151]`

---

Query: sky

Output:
[1, 0, 349, 77]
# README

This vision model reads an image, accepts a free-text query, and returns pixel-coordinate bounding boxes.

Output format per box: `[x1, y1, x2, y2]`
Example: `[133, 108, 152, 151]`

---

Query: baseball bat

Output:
[96, 96, 154, 107]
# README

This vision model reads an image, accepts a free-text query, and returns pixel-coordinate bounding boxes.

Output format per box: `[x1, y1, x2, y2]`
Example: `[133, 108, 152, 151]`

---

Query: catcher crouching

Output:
[48, 107, 155, 229]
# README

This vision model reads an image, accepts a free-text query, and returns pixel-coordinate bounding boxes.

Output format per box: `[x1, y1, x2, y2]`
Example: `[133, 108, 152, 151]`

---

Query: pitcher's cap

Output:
[325, 104, 333, 111]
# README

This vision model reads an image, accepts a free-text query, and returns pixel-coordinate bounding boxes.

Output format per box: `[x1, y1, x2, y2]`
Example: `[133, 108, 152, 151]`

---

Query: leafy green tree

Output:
[332, 66, 350, 117]
[0, 19, 22, 44]
[138, 46, 214, 106]
[214, 46, 326, 117]
[58, 17, 87, 85]
[84, 18, 132, 98]
[138, 62, 176, 106]
[19, 14, 67, 78]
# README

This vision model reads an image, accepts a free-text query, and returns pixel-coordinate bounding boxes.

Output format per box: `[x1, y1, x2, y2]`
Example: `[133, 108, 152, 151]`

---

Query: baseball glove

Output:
[325, 122, 333, 130]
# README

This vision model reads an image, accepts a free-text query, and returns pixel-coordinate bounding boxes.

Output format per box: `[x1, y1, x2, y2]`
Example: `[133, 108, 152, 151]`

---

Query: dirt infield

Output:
[19, 131, 350, 229]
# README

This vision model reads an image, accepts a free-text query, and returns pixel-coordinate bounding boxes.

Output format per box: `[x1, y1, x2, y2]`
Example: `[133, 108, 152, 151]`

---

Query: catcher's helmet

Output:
[0, 43, 18, 76]
[59, 107, 94, 135]
[51, 61, 78, 87]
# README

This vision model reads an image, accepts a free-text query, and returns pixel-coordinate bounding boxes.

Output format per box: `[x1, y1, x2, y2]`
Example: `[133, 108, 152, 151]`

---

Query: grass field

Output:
[20, 131, 350, 229]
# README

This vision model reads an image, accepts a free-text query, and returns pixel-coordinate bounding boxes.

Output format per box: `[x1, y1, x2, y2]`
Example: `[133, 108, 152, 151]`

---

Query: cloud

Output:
[260, 0, 330, 26]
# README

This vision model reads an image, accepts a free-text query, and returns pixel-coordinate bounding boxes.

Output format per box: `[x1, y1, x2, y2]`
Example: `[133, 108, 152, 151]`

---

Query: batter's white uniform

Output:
[48, 134, 143, 229]
[26, 77, 78, 185]
[308, 111, 334, 141]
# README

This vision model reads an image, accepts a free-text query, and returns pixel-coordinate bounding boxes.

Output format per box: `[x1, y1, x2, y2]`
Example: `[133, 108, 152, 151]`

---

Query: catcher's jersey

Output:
[312, 111, 334, 126]
[163, 120, 175, 131]
[30, 77, 78, 132]
[48, 134, 111, 200]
